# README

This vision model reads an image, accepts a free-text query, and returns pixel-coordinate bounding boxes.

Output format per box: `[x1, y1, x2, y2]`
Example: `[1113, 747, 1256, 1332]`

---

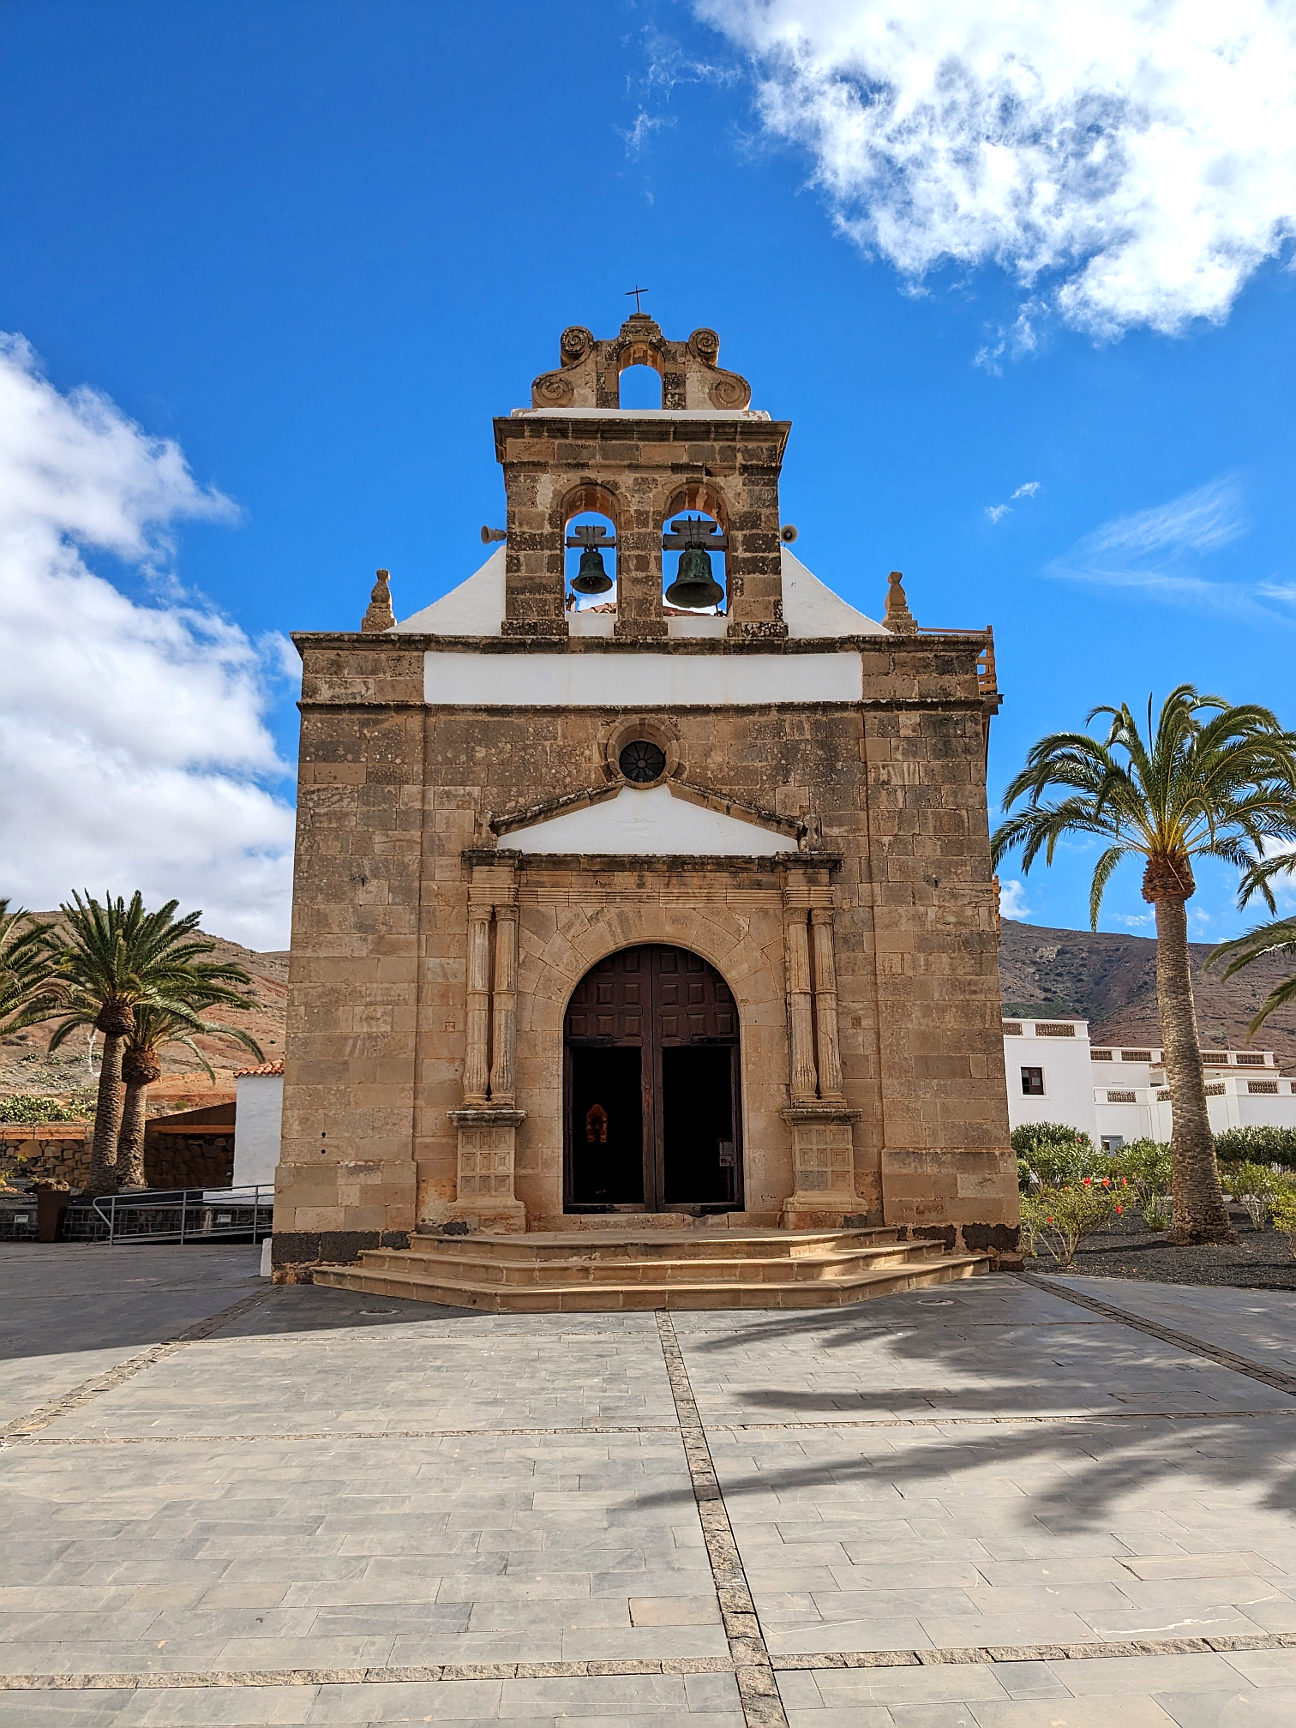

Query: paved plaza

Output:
[1, 1248, 1295, 1725]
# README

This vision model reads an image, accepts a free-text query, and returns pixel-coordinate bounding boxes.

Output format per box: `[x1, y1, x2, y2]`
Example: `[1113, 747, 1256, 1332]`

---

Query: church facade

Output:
[273, 314, 1017, 1278]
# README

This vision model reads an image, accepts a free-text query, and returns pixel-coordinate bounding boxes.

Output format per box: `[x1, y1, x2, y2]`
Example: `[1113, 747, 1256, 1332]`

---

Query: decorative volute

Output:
[531, 314, 752, 411]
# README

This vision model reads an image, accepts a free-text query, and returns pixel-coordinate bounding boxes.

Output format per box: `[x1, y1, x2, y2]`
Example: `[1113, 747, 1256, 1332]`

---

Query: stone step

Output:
[405, 1226, 894, 1263]
[363, 1238, 944, 1287]
[313, 1251, 988, 1311]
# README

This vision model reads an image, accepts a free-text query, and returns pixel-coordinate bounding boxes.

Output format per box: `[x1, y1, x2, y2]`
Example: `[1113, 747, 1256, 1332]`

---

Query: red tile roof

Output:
[235, 1060, 285, 1078]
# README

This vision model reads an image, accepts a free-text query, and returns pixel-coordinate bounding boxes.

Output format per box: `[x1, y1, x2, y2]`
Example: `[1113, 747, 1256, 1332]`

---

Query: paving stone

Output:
[6, 1252, 1296, 1727]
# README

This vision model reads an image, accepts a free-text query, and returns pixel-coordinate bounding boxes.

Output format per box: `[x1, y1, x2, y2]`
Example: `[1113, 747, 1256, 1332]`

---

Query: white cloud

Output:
[1112, 911, 1154, 928]
[999, 878, 1031, 918]
[1045, 476, 1265, 612]
[0, 335, 295, 948]
[693, 0, 1296, 336]
[985, 479, 1041, 524]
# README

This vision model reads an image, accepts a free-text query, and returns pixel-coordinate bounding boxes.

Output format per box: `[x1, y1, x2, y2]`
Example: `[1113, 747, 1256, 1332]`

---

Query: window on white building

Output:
[1021, 1066, 1045, 1096]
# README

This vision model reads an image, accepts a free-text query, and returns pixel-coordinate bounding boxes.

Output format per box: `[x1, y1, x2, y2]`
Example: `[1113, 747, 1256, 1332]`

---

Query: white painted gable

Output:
[393, 547, 505, 635]
[393, 543, 886, 639]
[495, 783, 790, 856]
[781, 548, 887, 637]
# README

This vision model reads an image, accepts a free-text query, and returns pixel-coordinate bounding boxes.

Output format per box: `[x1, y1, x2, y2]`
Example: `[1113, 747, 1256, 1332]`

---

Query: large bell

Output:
[664, 546, 724, 611]
[570, 545, 613, 596]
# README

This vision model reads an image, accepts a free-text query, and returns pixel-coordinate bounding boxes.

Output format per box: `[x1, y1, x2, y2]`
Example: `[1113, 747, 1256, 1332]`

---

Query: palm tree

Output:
[0, 899, 60, 1035]
[1209, 914, 1296, 1039]
[46, 893, 256, 1194]
[116, 999, 263, 1189]
[992, 686, 1296, 1244]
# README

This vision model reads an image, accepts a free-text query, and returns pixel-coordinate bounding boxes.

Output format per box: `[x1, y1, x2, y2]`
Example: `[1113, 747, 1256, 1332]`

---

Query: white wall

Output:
[232, 1074, 283, 1188]
[1003, 1021, 1099, 1143]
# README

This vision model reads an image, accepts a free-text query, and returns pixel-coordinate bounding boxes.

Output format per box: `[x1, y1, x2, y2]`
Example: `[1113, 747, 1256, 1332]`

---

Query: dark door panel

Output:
[563, 945, 742, 1214]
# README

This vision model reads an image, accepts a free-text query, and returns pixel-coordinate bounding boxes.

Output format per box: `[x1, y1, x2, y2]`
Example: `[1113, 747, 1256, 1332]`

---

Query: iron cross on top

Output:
[625, 285, 649, 313]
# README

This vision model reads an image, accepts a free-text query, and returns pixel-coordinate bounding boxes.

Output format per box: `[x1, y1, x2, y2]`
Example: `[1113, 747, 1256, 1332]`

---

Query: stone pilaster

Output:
[784, 894, 818, 1105]
[781, 875, 860, 1228]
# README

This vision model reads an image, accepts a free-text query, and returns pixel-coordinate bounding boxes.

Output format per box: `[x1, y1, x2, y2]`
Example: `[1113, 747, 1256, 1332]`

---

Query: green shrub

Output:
[1271, 1190, 1296, 1258]
[1012, 1122, 1108, 1189]
[1214, 1126, 1296, 1169]
[1020, 1178, 1122, 1268]
[0, 1093, 91, 1124]
[1219, 1161, 1290, 1202]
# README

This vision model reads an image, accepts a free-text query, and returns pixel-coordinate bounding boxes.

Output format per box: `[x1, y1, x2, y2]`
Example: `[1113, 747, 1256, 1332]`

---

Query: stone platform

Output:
[311, 1225, 989, 1310]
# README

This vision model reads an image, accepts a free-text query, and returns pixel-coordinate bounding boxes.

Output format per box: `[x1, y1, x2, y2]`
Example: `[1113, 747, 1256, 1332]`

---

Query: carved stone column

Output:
[810, 906, 844, 1101]
[489, 900, 519, 1105]
[462, 899, 493, 1106]
[784, 899, 819, 1104]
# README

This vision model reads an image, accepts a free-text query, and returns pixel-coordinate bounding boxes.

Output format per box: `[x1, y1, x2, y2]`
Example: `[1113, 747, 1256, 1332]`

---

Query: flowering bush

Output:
[1013, 1122, 1108, 1190]
[1020, 1176, 1123, 1268]
[1107, 1139, 1173, 1207]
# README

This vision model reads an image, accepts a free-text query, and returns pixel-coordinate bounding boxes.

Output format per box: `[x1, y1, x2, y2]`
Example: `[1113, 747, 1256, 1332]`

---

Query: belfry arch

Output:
[563, 944, 743, 1215]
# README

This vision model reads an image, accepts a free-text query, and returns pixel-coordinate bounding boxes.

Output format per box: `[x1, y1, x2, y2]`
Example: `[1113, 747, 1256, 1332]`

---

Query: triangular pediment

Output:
[495, 783, 793, 856]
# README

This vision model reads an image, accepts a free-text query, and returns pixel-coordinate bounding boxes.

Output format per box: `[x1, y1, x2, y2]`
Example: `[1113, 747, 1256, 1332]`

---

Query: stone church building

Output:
[274, 313, 1017, 1300]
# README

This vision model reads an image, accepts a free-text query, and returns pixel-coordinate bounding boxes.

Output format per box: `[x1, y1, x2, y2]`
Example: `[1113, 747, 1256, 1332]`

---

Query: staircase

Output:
[312, 1225, 990, 1311]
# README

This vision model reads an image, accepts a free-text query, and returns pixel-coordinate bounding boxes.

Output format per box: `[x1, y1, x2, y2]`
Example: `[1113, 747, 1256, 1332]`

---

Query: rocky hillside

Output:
[1001, 919, 1296, 1069]
[0, 921, 287, 1106]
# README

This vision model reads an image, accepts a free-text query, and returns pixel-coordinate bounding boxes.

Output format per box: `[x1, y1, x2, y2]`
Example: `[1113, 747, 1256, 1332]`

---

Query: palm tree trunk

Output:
[115, 1079, 149, 1189]
[1153, 893, 1236, 1243]
[86, 1033, 125, 1195]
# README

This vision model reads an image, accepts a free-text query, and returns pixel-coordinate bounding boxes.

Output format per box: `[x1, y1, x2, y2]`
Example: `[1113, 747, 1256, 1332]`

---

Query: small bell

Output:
[665, 546, 724, 611]
[570, 545, 613, 596]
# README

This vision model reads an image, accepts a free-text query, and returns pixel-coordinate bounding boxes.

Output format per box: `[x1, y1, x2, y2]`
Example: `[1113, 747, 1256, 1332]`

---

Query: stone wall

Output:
[0, 1123, 235, 1190]
[278, 628, 1016, 1264]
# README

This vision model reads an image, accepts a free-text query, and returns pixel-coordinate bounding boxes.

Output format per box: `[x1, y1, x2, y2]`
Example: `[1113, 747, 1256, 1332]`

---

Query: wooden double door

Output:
[563, 944, 743, 1214]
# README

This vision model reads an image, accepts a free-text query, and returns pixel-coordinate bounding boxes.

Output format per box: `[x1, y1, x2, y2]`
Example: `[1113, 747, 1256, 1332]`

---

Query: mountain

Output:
[0, 922, 287, 1104]
[1000, 919, 1296, 1069]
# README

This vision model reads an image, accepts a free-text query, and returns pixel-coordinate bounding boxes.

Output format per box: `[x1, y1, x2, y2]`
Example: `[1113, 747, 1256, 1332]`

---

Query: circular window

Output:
[618, 740, 666, 784]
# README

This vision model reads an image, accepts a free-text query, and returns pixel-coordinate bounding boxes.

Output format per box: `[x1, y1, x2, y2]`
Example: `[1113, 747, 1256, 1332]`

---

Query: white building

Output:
[232, 1061, 284, 1187]
[1002, 1017, 1296, 1147]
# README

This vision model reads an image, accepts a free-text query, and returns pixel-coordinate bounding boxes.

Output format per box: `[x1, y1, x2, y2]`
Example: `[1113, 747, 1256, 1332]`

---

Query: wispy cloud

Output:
[985, 480, 1041, 525]
[618, 109, 675, 159]
[692, 1, 1296, 340]
[1045, 476, 1277, 616]
[1112, 912, 1154, 929]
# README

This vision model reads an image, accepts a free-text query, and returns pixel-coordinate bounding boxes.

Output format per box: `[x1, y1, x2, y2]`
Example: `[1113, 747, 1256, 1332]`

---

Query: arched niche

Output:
[618, 363, 664, 410]
[559, 482, 619, 612]
[660, 483, 730, 615]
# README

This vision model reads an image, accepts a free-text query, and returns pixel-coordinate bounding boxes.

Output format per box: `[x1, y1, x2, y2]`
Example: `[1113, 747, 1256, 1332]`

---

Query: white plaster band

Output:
[424, 650, 861, 707]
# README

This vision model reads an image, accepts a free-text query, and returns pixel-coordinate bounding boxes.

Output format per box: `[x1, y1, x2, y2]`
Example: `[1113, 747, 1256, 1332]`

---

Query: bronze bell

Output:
[571, 545, 613, 596]
[665, 546, 724, 611]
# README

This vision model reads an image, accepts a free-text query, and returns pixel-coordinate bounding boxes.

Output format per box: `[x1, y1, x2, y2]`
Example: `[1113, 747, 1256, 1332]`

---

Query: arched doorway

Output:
[563, 944, 742, 1215]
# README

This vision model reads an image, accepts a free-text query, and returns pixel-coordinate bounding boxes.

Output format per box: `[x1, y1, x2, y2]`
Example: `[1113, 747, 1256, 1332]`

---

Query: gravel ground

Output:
[1028, 1205, 1296, 1289]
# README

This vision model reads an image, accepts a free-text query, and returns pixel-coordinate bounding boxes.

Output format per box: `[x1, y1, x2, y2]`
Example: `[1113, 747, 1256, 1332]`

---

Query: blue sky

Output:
[1, 0, 1294, 945]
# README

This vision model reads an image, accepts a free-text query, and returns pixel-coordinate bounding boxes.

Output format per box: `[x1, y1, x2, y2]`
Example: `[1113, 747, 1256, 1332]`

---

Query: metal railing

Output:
[64, 1185, 273, 1245]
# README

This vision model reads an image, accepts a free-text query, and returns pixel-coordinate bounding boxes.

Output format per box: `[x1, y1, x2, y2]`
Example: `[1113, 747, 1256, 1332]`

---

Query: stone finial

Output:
[884, 569, 917, 635]
[361, 568, 395, 634]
